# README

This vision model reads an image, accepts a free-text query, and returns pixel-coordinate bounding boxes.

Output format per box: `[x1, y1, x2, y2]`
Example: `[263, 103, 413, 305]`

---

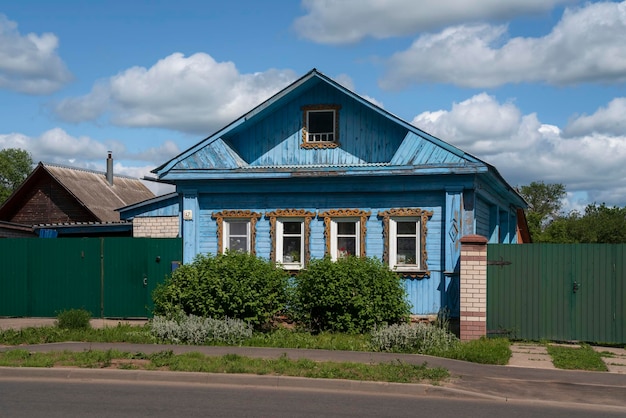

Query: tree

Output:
[519, 181, 566, 241]
[544, 204, 626, 244]
[0, 148, 33, 204]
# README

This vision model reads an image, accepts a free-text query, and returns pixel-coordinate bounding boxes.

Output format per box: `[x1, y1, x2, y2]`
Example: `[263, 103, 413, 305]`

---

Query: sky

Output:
[1, 0, 626, 211]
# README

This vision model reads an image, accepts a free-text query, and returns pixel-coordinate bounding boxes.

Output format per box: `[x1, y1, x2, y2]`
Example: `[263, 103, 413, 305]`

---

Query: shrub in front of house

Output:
[152, 251, 290, 330]
[56, 308, 92, 330]
[150, 312, 253, 345]
[289, 256, 411, 334]
[370, 322, 460, 354]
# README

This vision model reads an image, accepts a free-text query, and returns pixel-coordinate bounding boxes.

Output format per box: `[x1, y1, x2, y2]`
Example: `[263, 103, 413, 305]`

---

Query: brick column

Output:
[459, 234, 488, 341]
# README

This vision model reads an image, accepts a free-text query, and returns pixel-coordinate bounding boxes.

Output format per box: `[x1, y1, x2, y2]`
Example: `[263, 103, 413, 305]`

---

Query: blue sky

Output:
[1, 0, 626, 210]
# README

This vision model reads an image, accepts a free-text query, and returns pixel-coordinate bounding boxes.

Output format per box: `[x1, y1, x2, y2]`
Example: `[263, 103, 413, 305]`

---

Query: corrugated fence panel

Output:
[28, 238, 101, 317]
[488, 243, 625, 344]
[0, 238, 181, 318]
[0, 239, 29, 316]
[103, 238, 182, 318]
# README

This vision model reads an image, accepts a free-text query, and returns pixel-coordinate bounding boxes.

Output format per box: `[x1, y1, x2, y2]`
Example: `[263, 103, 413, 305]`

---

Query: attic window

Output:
[301, 105, 341, 149]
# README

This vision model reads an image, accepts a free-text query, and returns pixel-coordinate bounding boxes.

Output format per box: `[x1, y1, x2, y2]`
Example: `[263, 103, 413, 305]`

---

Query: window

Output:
[266, 209, 314, 270]
[320, 209, 371, 261]
[212, 210, 261, 255]
[224, 220, 250, 252]
[379, 208, 433, 274]
[301, 105, 341, 149]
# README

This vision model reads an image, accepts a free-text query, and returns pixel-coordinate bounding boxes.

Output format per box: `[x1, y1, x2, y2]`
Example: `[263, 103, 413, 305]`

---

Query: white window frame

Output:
[301, 105, 341, 149]
[306, 109, 336, 143]
[379, 208, 433, 276]
[330, 218, 360, 261]
[212, 210, 261, 256]
[276, 219, 305, 270]
[223, 220, 251, 254]
[389, 217, 421, 271]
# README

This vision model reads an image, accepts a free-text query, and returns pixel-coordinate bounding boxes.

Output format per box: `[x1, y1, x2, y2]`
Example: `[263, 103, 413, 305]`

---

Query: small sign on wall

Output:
[183, 210, 193, 220]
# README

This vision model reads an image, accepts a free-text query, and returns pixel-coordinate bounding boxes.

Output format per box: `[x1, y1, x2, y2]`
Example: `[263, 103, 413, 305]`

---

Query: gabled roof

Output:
[150, 68, 524, 207]
[152, 68, 484, 179]
[0, 162, 155, 223]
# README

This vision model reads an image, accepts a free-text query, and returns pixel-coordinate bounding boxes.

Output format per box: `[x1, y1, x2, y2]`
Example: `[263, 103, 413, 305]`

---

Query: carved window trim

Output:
[266, 209, 315, 270]
[319, 209, 371, 259]
[212, 210, 261, 255]
[379, 208, 433, 277]
[301, 104, 341, 149]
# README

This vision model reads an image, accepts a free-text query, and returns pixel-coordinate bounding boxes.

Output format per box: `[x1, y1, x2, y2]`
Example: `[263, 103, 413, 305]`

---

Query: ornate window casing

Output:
[320, 209, 371, 260]
[266, 209, 315, 270]
[379, 208, 433, 276]
[301, 104, 341, 149]
[212, 210, 261, 255]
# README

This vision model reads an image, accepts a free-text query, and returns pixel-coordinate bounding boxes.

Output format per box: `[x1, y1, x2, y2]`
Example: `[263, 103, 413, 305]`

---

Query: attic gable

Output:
[154, 69, 486, 179]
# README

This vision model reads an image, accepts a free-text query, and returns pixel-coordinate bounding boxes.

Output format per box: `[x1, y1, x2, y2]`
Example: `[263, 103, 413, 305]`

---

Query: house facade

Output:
[121, 69, 526, 317]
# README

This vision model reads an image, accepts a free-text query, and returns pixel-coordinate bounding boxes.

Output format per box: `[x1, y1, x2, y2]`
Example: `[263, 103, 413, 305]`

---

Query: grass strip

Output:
[547, 344, 607, 371]
[0, 349, 449, 384]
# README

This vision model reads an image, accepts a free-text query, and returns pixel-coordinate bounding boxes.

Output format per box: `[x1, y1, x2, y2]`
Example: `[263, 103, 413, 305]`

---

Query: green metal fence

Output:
[487, 244, 626, 344]
[0, 238, 182, 318]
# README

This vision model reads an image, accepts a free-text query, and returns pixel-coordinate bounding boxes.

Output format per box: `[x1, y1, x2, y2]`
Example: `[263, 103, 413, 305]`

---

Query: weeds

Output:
[150, 314, 253, 345]
[0, 349, 450, 384]
[547, 344, 607, 371]
[370, 322, 460, 355]
[56, 309, 92, 330]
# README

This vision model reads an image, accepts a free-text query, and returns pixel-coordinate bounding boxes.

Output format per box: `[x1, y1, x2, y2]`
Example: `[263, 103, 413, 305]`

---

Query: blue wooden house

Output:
[121, 69, 527, 317]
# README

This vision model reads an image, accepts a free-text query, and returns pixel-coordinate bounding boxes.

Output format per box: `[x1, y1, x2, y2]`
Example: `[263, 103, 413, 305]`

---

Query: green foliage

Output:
[246, 328, 371, 351]
[449, 337, 512, 365]
[289, 256, 411, 333]
[370, 322, 460, 354]
[55, 308, 92, 330]
[150, 313, 253, 345]
[0, 324, 156, 345]
[547, 344, 607, 371]
[541, 203, 626, 243]
[0, 148, 33, 203]
[152, 251, 290, 329]
[519, 181, 566, 240]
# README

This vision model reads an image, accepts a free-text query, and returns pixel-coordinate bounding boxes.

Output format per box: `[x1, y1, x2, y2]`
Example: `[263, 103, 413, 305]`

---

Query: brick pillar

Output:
[459, 234, 488, 341]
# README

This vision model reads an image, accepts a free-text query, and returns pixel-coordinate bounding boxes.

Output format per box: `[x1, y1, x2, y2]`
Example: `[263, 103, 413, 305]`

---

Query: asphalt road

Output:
[1, 377, 625, 418]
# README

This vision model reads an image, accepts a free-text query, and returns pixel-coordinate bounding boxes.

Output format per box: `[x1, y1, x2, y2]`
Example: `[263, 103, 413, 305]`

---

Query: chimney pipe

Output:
[106, 151, 113, 186]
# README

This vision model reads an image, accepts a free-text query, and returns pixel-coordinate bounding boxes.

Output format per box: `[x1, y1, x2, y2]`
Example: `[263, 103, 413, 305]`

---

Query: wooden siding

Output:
[10, 176, 96, 224]
[226, 82, 408, 166]
[190, 179, 447, 315]
[475, 197, 491, 239]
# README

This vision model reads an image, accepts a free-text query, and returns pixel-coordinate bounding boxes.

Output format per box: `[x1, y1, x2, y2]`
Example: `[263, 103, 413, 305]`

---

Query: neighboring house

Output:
[0, 154, 154, 237]
[120, 69, 527, 317]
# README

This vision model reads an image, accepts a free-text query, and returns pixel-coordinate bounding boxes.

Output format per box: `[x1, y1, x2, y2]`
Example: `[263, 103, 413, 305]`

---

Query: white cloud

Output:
[0, 14, 72, 94]
[563, 98, 626, 137]
[381, 1, 626, 89]
[52, 53, 297, 135]
[411, 93, 626, 207]
[0, 128, 180, 174]
[293, 0, 572, 44]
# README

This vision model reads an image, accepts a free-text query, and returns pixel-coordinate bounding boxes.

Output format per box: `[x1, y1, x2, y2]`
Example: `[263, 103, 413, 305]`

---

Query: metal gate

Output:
[487, 244, 625, 344]
[0, 238, 182, 318]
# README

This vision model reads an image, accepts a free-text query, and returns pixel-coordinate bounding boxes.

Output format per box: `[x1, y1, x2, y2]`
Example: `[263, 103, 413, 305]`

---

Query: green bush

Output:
[152, 252, 290, 330]
[370, 322, 459, 354]
[289, 256, 411, 333]
[56, 308, 92, 330]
